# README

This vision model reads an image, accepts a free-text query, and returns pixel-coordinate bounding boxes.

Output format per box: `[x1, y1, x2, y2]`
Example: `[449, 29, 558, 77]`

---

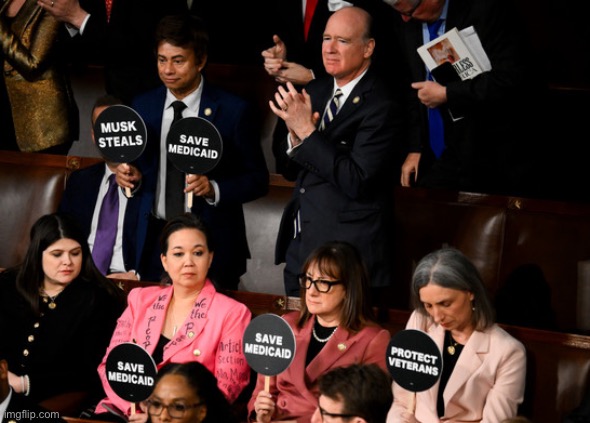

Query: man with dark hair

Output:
[116, 14, 269, 290]
[312, 364, 393, 423]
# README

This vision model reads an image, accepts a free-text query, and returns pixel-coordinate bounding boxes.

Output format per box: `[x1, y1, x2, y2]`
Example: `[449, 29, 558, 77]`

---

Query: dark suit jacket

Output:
[58, 162, 154, 278]
[275, 68, 402, 288]
[4, 391, 66, 422]
[131, 82, 269, 286]
[392, 0, 545, 194]
[73, 0, 186, 103]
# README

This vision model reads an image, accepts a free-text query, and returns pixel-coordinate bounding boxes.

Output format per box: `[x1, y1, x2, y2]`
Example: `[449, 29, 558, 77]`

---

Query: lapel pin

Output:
[204, 107, 212, 116]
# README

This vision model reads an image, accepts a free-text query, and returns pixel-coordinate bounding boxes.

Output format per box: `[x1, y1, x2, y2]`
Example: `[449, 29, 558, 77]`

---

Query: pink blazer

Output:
[387, 311, 526, 423]
[95, 280, 251, 415]
[248, 311, 391, 423]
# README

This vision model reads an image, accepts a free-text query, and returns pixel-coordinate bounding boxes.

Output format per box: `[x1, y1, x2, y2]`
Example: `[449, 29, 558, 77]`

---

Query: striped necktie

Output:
[319, 88, 343, 131]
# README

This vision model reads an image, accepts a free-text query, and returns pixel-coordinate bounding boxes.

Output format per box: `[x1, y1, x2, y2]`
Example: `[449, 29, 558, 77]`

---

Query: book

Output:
[417, 26, 491, 84]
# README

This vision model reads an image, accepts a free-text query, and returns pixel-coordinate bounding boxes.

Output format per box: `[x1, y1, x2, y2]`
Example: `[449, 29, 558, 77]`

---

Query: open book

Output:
[417, 26, 491, 84]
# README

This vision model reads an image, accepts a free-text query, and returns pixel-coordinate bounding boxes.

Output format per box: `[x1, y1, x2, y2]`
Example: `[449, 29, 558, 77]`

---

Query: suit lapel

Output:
[443, 329, 490, 403]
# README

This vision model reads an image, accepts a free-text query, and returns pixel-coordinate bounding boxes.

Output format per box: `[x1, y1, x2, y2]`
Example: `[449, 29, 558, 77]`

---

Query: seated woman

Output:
[387, 248, 526, 423]
[143, 361, 238, 423]
[94, 213, 251, 419]
[0, 213, 125, 408]
[249, 241, 391, 423]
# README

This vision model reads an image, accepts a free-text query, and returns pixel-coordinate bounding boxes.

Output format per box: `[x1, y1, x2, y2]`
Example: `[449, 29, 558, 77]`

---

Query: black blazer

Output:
[276, 68, 403, 288]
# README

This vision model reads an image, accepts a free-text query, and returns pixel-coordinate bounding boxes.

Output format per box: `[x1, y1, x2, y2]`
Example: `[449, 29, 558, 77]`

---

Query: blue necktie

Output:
[427, 19, 445, 158]
[92, 174, 119, 275]
[319, 89, 343, 131]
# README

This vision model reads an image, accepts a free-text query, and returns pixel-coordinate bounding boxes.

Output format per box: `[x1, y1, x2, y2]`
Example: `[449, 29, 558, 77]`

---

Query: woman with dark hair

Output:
[94, 213, 251, 420]
[249, 240, 390, 422]
[387, 247, 526, 423]
[144, 362, 238, 423]
[0, 213, 124, 406]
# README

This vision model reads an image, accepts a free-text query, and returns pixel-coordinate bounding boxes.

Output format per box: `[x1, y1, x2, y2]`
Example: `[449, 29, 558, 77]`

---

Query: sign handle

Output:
[186, 174, 194, 209]
[264, 375, 270, 393]
[125, 187, 132, 198]
[131, 402, 136, 416]
[408, 393, 416, 413]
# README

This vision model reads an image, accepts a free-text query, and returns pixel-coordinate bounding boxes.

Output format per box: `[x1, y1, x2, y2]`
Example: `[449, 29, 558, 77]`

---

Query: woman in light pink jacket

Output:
[94, 213, 251, 420]
[387, 248, 526, 423]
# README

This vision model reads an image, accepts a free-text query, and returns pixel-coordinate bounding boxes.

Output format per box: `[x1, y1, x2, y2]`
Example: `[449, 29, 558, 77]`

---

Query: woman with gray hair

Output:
[387, 247, 526, 423]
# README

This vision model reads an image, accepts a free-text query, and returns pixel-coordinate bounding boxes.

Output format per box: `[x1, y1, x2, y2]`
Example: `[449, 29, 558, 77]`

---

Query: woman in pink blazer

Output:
[387, 248, 526, 423]
[94, 213, 251, 420]
[249, 241, 391, 423]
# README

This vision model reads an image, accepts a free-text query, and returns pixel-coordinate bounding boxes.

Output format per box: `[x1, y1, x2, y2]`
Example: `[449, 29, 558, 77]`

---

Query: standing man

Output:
[59, 95, 154, 281]
[383, 0, 545, 195]
[272, 6, 402, 296]
[39, 0, 186, 104]
[117, 14, 269, 291]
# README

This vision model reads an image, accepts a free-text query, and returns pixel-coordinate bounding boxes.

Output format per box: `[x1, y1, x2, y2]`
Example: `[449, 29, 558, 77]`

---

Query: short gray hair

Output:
[411, 248, 495, 330]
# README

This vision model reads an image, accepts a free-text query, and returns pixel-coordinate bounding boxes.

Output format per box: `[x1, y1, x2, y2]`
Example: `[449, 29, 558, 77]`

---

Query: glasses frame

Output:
[318, 405, 357, 421]
[299, 274, 342, 293]
[397, 0, 423, 17]
[145, 398, 203, 419]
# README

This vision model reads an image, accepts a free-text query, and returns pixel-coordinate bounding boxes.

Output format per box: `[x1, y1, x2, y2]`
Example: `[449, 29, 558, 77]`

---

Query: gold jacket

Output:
[1, 0, 78, 152]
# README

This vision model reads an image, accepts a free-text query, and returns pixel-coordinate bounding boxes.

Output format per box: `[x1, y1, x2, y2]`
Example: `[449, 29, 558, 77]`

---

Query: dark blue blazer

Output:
[59, 162, 152, 278]
[131, 81, 269, 284]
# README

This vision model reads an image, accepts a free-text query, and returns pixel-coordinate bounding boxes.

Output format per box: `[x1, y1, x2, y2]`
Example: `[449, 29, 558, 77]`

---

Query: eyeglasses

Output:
[397, 0, 422, 17]
[318, 405, 357, 421]
[145, 398, 202, 419]
[299, 275, 342, 293]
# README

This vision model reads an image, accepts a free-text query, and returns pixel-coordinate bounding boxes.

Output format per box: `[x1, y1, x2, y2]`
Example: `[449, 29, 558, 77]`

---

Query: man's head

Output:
[91, 94, 123, 131]
[155, 14, 209, 99]
[311, 364, 393, 423]
[382, 0, 444, 23]
[322, 7, 375, 86]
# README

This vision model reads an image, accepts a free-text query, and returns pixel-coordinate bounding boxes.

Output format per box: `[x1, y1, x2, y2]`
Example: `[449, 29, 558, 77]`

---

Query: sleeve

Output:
[95, 289, 139, 416]
[0, 11, 60, 80]
[480, 338, 527, 422]
[214, 301, 252, 403]
[361, 328, 392, 372]
[213, 99, 269, 205]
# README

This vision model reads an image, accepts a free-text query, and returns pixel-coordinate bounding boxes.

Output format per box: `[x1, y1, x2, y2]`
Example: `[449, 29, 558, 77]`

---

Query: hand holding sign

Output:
[93, 105, 147, 198]
[386, 329, 442, 412]
[167, 117, 223, 209]
[105, 343, 157, 415]
[243, 314, 296, 392]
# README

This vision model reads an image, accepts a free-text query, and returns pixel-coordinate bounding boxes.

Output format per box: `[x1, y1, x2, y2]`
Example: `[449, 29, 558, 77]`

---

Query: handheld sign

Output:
[243, 313, 296, 392]
[105, 343, 157, 413]
[93, 105, 147, 197]
[386, 329, 442, 393]
[166, 117, 223, 208]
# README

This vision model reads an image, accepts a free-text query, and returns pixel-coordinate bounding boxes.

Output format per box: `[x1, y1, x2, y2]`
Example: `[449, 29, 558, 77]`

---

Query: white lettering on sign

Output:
[179, 134, 210, 146]
[254, 333, 283, 345]
[98, 135, 144, 148]
[168, 144, 219, 159]
[100, 121, 138, 132]
[388, 346, 440, 376]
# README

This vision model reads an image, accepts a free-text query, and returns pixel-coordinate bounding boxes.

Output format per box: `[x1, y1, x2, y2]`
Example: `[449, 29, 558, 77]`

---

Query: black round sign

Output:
[243, 314, 296, 376]
[386, 329, 442, 392]
[166, 117, 223, 174]
[105, 343, 157, 402]
[93, 105, 147, 163]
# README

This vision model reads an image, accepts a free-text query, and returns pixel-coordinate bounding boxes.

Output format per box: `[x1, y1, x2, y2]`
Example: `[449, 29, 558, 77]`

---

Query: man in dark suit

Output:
[272, 6, 402, 296]
[39, 0, 186, 104]
[59, 95, 155, 280]
[116, 14, 269, 290]
[0, 358, 65, 423]
[384, 0, 546, 196]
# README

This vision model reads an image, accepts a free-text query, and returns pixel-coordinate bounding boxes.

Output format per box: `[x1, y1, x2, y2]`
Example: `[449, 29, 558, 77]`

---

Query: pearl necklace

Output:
[312, 326, 337, 343]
